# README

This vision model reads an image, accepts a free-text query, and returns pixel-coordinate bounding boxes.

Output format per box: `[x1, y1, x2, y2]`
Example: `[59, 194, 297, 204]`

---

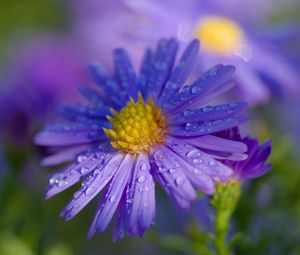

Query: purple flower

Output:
[35, 39, 249, 240]
[0, 35, 88, 142]
[216, 128, 272, 181]
[71, 0, 300, 105]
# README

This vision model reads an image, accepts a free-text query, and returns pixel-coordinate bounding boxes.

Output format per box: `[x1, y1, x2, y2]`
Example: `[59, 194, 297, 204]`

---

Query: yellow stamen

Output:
[104, 93, 167, 154]
[195, 16, 244, 55]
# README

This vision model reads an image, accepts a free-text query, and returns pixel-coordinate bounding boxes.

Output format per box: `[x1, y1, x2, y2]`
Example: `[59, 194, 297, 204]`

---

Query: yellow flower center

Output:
[195, 16, 244, 55]
[104, 93, 167, 154]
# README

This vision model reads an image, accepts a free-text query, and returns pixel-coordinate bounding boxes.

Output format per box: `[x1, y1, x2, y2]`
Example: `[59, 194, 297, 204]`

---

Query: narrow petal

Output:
[127, 153, 155, 236]
[165, 136, 233, 182]
[138, 48, 153, 98]
[159, 39, 200, 103]
[169, 102, 248, 125]
[168, 113, 248, 137]
[150, 145, 196, 208]
[183, 135, 248, 154]
[88, 154, 134, 238]
[60, 152, 122, 221]
[147, 38, 178, 100]
[46, 150, 112, 199]
[162, 65, 236, 114]
[88, 64, 128, 107]
[42, 144, 90, 166]
[34, 130, 105, 146]
[114, 49, 139, 100]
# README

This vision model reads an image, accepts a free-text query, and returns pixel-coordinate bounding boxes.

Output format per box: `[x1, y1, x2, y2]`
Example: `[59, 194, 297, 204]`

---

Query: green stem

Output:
[210, 181, 241, 255]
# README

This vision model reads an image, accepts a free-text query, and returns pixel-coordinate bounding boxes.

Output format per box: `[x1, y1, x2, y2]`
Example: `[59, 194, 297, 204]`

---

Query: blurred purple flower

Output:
[35, 39, 249, 240]
[71, 0, 300, 105]
[0, 35, 88, 142]
[217, 128, 272, 181]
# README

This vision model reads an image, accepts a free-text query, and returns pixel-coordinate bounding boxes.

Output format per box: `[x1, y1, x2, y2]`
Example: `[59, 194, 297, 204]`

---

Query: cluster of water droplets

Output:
[162, 65, 223, 111]
[166, 138, 231, 182]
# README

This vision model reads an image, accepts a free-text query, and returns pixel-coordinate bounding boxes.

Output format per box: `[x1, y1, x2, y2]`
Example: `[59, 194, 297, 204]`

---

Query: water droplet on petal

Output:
[175, 177, 183, 186]
[140, 163, 148, 171]
[168, 168, 176, 174]
[194, 168, 203, 175]
[109, 195, 117, 203]
[80, 167, 89, 175]
[144, 202, 150, 208]
[137, 175, 146, 183]
[85, 186, 96, 196]
[186, 149, 201, 159]
[73, 191, 81, 199]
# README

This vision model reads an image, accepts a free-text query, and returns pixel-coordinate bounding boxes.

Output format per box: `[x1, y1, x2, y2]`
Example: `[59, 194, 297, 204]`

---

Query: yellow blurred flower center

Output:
[195, 16, 244, 55]
[104, 94, 166, 154]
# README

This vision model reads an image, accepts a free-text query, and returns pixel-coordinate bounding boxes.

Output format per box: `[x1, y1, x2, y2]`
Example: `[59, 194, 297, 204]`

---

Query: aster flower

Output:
[216, 128, 272, 182]
[71, 0, 300, 104]
[35, 39, 249, 240]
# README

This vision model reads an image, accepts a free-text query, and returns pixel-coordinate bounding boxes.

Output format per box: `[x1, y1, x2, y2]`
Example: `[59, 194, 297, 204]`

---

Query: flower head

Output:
[35, 39, 249, 240]
[216, 128, 272, 182]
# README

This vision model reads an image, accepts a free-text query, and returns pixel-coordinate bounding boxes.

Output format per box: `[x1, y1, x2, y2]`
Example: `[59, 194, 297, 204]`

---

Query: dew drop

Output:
[168, 168, 177, 174]
[191, 86, 202, 94]
[77, 155, 87, 163]
[186, 149, 201, 159]
[109, 195, 117, 203]
[175, 177, 183, 186]
[80, 167, 89, 175]
[85, 186, 96, 196]
[144, 202, 150, 208]
[140, 163, 148, 171]
[73, 191, 81, 199]
[58, 180, 68, 188]
[153, 150, 164, 161]
[194, 168, 203, 175]
[137, 175, 146, 183]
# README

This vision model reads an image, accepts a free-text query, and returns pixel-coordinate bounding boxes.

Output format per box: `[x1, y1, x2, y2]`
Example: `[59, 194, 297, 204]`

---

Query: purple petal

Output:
[88, 153, 134, 238]
[165, 136, 233, 182]
[147, 38, 178, 100]
[34, 126, 106, 146]
[163, 145, 215, 195]
[169, 102, 248, 125]
[60, 152, 122, 221]
[150, 145, 196, 208]
[127, 153, 155, 236]
[114, 48, 139, 99]
[138, 48, 153, 98]
[183, 135, 248, 154]
[163, 65, 236, 114]
[46, 150, 112, 199]
[159, 39, 200, 103]
[168, 113, 248, 137]
[42, 144, 90, 166]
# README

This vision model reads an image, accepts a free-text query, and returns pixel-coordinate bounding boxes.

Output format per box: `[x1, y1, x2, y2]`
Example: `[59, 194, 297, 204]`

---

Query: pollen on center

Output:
[104, 93, 167, 154]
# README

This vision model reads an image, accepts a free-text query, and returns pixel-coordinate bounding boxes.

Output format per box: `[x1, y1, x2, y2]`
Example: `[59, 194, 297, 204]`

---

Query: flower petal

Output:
[88, 153, 134, 238]
[150, 145, 196, 208]
[159, 39, 200, 103]
[60, 152, 122, 221]
[162, 64, 236, 113]
[165, 136, 233, 182]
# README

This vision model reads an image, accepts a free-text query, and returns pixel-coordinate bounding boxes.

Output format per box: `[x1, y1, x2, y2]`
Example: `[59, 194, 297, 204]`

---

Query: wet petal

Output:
[88, 154, 134, 238]
[60, 152, 122, 221]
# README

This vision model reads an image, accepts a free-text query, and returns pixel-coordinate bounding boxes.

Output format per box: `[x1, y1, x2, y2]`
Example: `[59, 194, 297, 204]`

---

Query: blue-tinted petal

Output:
[159, 39, 199, 103]
[169, 102, 248, 125]
[60, 152, 121, 221]
[150, 145, 196, 208]
[147, 38, 178, 100]
[169, 113, 248, 137]
[138, 48, 152, 98]
[114, 49, 139, 100]
[88, 154, 133, 237]
[165, 137, 233, 182]
[163, 65, 236, 114]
